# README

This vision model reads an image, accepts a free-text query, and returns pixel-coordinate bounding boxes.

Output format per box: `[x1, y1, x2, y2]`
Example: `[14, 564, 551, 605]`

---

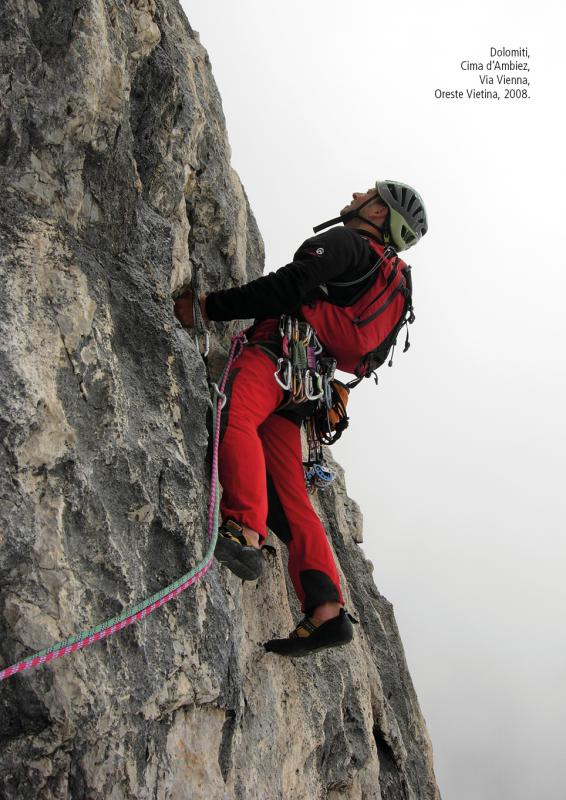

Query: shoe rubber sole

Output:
[265, 638, 353, 658]
[264, 610, 355, 657]
[214, 536, 263, 581]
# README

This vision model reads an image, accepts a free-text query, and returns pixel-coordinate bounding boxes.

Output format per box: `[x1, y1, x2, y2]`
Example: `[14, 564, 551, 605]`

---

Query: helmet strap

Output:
[354, 212, 388, 241]
[313, 193, 388, 239]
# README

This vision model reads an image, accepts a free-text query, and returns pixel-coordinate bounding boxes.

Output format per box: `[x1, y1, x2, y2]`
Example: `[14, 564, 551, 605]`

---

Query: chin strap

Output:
[313, 194, 390, 243]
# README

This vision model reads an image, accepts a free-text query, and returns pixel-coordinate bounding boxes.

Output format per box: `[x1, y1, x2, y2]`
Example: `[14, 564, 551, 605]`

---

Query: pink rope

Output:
[0, 564, 214, 680]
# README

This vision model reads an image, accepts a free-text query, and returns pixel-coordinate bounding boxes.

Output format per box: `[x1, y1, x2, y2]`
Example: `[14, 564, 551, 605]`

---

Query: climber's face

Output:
[341, 188, 382, 216]
[340, 189, 389, 234]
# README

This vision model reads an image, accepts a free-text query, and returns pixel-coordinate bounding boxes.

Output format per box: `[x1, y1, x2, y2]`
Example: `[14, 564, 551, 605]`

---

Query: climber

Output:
[174, 180, 428, 657]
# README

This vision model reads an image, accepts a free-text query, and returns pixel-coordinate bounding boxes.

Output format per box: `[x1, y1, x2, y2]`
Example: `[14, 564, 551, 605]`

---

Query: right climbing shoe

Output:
[214, 519, 263, 581]
[263, 608, 358, 657]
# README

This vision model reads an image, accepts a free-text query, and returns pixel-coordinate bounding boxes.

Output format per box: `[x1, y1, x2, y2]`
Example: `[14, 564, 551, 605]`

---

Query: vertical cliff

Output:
[0, 2, 441, 798]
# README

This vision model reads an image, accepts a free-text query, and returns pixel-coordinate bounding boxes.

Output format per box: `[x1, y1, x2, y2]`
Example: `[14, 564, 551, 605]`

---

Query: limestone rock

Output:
[0, 2, 440, 798]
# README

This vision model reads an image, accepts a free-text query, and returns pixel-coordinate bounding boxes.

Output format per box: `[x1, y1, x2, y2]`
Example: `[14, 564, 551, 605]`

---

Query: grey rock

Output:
[0, 2, 441, 798]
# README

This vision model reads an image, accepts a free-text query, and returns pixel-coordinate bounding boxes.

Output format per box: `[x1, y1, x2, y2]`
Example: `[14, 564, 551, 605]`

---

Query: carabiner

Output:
[194, 331, 210, 360]
[274, 358, 292, 390]
[323, 376, 333, 408]
[304, 370, 313, 399]
[312, 332, 324, 355]
[279, 314, 289, 354]
[305, 370, 323, 401]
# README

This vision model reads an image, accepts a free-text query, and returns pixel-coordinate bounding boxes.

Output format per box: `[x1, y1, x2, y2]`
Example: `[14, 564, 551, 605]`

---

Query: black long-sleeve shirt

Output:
[204, 226, 382, 322]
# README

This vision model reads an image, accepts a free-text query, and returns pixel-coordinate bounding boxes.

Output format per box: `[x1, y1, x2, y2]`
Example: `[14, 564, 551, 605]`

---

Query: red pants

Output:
[218, 337, 344, 614]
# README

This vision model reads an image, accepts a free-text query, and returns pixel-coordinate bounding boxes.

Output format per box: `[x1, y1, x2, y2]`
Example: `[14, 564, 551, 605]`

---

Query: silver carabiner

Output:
[323, 376, 333, 408]
[305, 370, 323, 401]
[312, 332, 324, 355]
[304, 370, 314, 399]
[193, 330, 210, 360]
[274, 358, 292, 390]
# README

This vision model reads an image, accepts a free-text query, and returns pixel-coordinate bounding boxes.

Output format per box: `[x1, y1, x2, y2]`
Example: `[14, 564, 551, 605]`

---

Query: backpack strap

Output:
[353, 255, 409, 329]
[318, 244, 395, 308]
[349, 272, 415, 384]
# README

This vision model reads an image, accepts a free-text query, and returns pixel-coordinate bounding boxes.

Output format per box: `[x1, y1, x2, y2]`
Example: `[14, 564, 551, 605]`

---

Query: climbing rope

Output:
[0, 332, 246, 682]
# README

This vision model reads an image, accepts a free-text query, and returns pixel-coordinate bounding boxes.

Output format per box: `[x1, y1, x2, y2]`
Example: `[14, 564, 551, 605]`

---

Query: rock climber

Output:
[174, 180, 428, 657]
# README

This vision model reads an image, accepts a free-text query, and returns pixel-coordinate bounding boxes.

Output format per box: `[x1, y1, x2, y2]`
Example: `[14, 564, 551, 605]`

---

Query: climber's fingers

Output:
[198, 294, 209, 323]
[174, 290, 195, 327]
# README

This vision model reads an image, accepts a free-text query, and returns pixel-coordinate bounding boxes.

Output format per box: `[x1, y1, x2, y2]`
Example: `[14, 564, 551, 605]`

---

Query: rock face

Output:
[0, 2, 441, 798]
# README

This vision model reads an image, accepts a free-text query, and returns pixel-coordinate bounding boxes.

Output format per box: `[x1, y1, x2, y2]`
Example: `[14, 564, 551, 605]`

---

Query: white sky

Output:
[181, 2, 566, 798]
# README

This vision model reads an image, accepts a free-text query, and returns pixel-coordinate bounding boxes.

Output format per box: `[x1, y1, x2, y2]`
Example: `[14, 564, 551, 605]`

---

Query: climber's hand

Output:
[174, 291, 209, 328]
[174, 290, 195, 327]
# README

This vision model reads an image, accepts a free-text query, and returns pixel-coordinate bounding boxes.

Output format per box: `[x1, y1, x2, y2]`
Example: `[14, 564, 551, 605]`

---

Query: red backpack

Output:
[300, 242, 415, 382]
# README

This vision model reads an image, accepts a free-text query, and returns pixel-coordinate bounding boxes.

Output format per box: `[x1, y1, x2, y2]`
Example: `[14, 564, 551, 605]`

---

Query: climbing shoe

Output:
[214, 519, 263, 581]
[264, 609, 358, 657]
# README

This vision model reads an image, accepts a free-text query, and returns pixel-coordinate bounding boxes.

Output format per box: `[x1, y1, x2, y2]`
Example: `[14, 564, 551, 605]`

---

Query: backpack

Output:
[300, 241, 415, 384]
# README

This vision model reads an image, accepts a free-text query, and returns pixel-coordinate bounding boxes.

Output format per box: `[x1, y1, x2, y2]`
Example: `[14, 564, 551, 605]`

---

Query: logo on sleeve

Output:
[307, 247, 324, 258]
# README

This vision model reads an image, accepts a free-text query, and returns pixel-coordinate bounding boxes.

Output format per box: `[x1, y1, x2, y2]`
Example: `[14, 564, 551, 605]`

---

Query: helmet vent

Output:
[401, 225, 413, 243]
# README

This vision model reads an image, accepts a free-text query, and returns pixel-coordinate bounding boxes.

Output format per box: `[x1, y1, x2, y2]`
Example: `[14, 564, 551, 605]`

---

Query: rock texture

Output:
[0, 2, 441, 798]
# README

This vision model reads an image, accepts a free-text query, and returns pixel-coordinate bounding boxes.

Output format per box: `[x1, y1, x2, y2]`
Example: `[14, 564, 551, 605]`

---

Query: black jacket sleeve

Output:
[204, 227, 368, 321]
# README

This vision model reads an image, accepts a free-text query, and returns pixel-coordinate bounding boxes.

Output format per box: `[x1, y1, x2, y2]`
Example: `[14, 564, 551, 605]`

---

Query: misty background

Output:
[181, 2, 566, 798]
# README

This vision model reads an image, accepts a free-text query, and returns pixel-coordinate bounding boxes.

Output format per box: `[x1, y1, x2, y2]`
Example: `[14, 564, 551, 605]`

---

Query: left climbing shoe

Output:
[214, 519, 264, 581]
[264, 609, 358, 657]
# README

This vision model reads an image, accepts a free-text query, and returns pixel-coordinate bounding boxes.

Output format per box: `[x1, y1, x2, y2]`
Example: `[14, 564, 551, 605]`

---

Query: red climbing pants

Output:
[218, 328, 344, 615]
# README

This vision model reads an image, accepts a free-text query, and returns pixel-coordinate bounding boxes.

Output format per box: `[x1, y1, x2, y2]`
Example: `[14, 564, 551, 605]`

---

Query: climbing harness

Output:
[0, 332, 246, 683]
